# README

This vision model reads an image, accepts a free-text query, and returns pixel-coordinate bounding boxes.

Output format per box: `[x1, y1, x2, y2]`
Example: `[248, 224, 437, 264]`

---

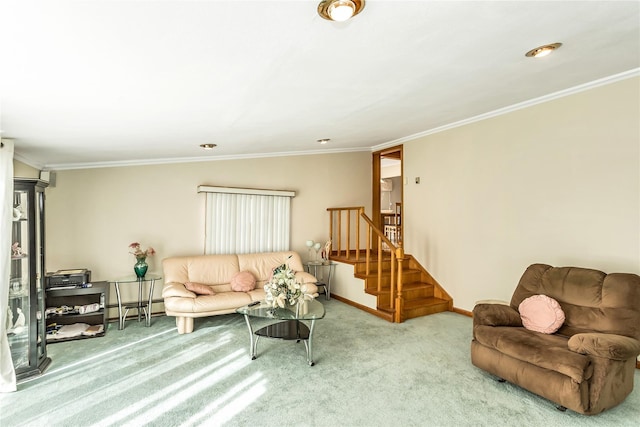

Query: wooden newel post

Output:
[394, 247, 405, 323]
[328, 210, 333, 258]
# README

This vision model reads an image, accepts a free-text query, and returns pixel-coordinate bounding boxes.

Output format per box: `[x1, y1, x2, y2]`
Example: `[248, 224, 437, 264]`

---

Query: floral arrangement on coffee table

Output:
[264, 261, 317, 309]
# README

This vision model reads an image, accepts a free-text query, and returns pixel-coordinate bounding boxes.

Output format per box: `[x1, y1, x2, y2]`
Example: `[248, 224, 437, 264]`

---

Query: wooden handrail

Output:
[327, 207, 365, 260]
[360, 213, 404, 312]
[327, 206, 405, 320]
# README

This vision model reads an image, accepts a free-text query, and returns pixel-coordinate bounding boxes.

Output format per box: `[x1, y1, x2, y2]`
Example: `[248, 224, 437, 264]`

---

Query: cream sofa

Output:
[162, 251, 318, 334]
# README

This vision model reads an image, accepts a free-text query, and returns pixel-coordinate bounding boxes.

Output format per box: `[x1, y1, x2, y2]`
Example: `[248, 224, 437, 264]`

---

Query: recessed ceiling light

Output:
[200, 144, 217, 150]
[317, 139, 330, 144]
[318, 0, 365, 22]
[525, 42, 562, 58]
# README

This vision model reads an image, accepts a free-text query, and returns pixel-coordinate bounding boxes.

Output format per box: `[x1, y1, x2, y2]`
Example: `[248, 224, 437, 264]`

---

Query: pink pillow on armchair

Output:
[519, 294, 565, 334]
[231, 271, 256, 292]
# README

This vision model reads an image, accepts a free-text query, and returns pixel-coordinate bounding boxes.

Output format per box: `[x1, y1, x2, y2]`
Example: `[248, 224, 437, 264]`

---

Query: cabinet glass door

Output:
[35, 190, 46, 360]
[8, 179, 51, 381]
[8, 189, 31, 370]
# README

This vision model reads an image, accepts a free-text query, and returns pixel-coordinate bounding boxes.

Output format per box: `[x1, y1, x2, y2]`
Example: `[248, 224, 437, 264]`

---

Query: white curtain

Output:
[0, 139, 16, 392]
[202, 187, 293, 255]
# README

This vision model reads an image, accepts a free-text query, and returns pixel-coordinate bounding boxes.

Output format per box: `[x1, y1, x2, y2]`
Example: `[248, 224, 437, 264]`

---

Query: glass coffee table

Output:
[236, 300, 325, 366]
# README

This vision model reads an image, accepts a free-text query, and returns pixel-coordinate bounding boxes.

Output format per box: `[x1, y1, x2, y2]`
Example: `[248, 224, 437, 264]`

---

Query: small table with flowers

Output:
[110, 275, 162, 330]
[236, 300, 325, 366]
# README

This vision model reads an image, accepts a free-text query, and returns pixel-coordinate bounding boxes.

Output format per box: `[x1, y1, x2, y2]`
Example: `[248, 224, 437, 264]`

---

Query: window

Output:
[198, 186, 295, 254]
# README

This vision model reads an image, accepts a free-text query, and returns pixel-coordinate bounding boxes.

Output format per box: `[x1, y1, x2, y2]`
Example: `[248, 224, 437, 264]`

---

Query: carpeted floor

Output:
[1, 299, 639, 426]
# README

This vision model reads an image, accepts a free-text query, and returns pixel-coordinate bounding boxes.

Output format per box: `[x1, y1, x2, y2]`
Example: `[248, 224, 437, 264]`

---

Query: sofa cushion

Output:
[473, 303, 523, 328]
[165, 291, 255, 313]
[295, 271, 319, 288]
[231, 271, 256, 292]
[568, 333, 640, 361]
[474, 325, 591, 383]
[163, 254, 240, 285]
[519, 294, 565, 334]
[184, 282, 215, 295]
[238, 251, 305, 281]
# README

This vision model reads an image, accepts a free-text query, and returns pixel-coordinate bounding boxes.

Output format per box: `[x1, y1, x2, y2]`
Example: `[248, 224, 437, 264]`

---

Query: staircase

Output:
[328, 207, 453, 322]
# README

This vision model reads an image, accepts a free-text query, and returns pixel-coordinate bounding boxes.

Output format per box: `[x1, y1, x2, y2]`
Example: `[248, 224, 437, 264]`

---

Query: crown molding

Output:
[12, 151, 44, 170]
[372, 68, 640, 152]
[41, 146, 370, 171]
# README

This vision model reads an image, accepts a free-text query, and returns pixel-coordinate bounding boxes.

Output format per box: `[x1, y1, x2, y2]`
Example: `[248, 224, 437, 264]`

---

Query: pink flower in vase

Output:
[128, 242, 156, 261]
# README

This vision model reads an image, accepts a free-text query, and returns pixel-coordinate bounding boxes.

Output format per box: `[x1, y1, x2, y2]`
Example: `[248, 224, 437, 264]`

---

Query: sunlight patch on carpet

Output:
[44, 327, 178, 378]
[181, 373, 267, 427]
[97, 349, 251, 426]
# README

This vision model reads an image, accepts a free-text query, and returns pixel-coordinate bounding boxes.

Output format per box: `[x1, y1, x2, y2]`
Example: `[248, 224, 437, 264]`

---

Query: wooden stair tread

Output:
[365, 281, 433, 292]
[402, 297, 449, 309]
[356, 268, 422, 279]
[376, 298, 449, 317]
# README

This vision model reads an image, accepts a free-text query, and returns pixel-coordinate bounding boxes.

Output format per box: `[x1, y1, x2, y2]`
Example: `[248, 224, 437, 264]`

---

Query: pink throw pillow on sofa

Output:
[185, 282, 215, 295]
[519, 294, 565, 334]
[231, 271, 256, 292]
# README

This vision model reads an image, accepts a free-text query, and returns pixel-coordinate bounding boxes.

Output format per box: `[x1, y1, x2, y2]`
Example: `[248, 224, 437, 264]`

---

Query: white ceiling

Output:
[1, 1, 639, 170]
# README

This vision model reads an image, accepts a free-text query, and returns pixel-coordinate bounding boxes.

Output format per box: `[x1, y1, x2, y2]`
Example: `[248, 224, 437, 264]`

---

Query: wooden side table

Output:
[305, 261, 336, 300]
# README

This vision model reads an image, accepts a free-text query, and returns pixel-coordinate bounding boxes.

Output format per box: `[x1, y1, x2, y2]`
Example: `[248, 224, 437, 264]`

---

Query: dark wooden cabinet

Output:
[45, 282, 109, 342]
[8, 179, 51, 381]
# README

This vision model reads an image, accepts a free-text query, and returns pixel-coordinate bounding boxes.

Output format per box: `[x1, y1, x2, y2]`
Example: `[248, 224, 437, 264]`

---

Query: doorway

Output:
[372, 146, 403, 247]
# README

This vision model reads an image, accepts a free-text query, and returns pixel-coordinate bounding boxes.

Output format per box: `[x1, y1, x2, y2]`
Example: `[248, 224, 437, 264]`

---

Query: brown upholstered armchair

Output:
[471, 263, 640, 415]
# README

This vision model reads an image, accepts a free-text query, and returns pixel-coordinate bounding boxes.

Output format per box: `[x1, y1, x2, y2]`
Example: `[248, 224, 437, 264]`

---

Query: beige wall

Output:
[44, 152, 371, 305]
[403, 76, 640, 312]
[13, 159, 40, 179]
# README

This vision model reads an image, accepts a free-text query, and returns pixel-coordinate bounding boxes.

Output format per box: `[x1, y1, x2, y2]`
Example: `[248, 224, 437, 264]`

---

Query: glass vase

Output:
[134, 258, 148, 278]
[289, 300, 308, 317]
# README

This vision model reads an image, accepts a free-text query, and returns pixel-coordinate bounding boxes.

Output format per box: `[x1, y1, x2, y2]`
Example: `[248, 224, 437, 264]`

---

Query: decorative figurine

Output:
[11, 242, 23, 257]
[13, 307, 25, 329]
[7, 307, 26, 335]
[323, 240, 332, 262]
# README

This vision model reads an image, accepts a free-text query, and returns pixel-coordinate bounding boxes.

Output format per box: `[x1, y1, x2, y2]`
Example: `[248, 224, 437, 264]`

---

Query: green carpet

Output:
[1, 299, 639, 426]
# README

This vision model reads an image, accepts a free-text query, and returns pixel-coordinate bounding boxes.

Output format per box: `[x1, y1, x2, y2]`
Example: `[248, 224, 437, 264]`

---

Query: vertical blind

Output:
[199, 186, 295, 254]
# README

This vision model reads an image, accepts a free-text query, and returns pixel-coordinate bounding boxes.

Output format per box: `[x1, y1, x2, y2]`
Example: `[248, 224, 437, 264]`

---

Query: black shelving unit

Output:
[8, 179, 51, 381]
[45, 282, 109, 342]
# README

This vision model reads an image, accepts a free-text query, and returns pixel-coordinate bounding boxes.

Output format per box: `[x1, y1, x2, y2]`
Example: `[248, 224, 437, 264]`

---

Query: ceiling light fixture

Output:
[318, 0, 365, 22]
[525, 42, 562, 58]
[317, 138, 330, 144]
[200, 143, 217, 150]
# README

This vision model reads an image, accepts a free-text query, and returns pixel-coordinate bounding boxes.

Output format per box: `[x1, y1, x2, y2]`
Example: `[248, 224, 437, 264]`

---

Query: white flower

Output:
[264, 262, 316, 309]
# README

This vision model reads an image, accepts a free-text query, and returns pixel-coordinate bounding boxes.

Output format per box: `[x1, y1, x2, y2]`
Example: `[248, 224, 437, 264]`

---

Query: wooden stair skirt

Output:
[335, 251, 452, 322]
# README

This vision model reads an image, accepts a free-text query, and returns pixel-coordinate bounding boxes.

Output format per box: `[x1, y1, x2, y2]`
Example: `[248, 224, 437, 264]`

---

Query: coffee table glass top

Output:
[236, 299, 325, 321]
